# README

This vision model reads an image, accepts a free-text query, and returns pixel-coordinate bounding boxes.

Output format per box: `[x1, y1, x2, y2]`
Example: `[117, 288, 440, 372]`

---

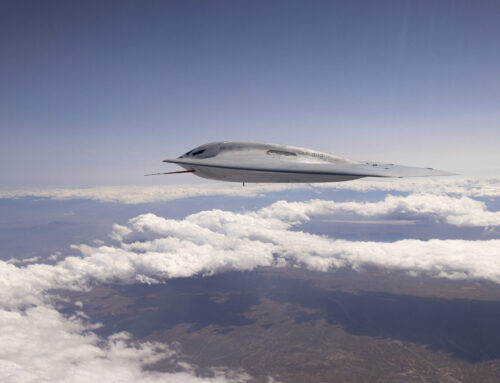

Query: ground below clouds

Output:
[62, 268, 500, 383]
[3, 179, 500, 382]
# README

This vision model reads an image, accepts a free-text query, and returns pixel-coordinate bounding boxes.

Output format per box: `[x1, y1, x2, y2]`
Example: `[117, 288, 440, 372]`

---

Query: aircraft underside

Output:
[185, 165, 364, 183]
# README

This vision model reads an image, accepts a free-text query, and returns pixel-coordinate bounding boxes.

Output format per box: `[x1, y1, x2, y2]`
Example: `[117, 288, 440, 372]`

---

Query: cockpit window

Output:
[266, 149, 297, 156]
[183, 149, 206, 156]
[180, 145, 219, 159]
[192, 149, 206, 156]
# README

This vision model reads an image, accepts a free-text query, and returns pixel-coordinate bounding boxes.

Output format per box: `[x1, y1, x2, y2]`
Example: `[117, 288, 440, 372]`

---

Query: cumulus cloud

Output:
[0, 303, 251, 383]
[259, 194, 500, 227]
[3, 196, 495, 307]
[96, 206, 500, 283]
[0, 176, 498, 204]
[0, 270, 251, 383]
[0, 222, 267, 381]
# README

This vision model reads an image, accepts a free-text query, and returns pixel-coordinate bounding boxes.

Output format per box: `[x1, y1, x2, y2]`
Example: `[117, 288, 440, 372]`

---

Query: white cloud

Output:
[259, 194, 500, 227]
[0, 223, 264, 380]
[315, 176, 500, 198]
[94, 207, 499, 283]
[0, 304, 251, 383]
[2, 196, 494, 308]
[0, 184, 305, 204]
[0, 176, 498, 204]
[6, 256, 40, 264]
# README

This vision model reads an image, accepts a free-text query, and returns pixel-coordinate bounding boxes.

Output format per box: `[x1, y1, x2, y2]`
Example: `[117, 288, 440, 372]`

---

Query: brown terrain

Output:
[61, 267, 500, 383]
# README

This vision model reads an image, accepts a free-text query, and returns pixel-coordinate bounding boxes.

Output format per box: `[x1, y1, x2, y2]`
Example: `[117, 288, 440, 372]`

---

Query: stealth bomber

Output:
[148, 141, 454, 183]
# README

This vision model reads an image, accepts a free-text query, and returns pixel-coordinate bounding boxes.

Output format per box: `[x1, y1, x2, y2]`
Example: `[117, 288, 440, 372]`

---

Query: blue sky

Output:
[1, 0, 499, 187]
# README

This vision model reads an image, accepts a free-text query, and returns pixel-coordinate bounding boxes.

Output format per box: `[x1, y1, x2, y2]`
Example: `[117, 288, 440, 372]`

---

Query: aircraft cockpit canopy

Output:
[180, 143, 221, 159]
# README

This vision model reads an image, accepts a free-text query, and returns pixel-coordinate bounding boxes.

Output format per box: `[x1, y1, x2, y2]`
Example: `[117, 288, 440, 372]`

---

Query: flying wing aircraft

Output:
[147, 141, 454, 183]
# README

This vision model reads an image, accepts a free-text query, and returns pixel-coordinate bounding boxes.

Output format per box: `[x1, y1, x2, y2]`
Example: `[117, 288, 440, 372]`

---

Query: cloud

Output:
[0, 303, 252, 383]
[0, 176, 498, 204]
[0, 228, 262, 380]
[5, 256, 40, 264]
[259, 194, 500, 227]
[0, 255, 256, 380]
[1, 192, 499, 381]
[3, 195, 494, 308]
[315, 176, 500, 198]
[0, 184, 306, 204]
[95, 206, 499, 283]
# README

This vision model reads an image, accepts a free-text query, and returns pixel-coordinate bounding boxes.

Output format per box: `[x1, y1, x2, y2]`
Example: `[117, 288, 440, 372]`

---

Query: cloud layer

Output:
[0, 307, 225, 383]
[260, 194, 500, 227]
[2, 188, 499, 382]
[0, 265, 252, 383]
[3, 194, 497, 311]
[0, 176, 498, 204]
[99, 201, 500, 283]
[0, 300, 252, 383]
[0, 184, 304, 204]
[317, 176, 500, 197]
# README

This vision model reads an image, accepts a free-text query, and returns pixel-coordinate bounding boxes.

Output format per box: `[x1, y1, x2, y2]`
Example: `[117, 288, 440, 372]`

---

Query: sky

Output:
[1, 0, 499, 186]
[1, 4, 500, 380]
